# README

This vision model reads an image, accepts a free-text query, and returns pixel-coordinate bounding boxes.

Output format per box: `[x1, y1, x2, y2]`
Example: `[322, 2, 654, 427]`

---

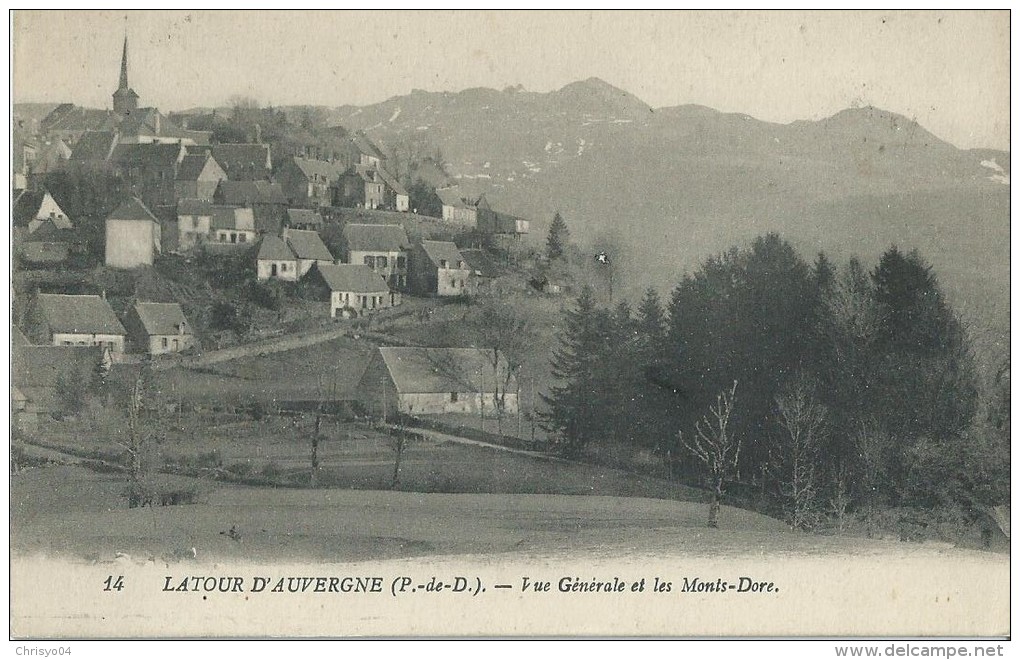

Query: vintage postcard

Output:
[8, 9, 1010, 643]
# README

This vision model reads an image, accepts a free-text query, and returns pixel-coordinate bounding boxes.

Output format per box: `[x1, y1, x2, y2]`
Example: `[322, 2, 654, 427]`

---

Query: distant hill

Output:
[329, 79, 1009, 346]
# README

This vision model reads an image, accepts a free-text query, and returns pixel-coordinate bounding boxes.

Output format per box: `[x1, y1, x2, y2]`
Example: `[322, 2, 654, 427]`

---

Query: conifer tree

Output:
[546, 212, 570, 260]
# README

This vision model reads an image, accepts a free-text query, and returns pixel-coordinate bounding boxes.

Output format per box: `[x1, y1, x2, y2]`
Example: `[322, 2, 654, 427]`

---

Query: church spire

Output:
[118, 35, 129, 90]
[112, 31, 139, 117]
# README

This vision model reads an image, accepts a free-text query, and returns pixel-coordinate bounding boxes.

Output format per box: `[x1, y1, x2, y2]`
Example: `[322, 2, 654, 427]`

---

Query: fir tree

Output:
[546, 212, 570, 260]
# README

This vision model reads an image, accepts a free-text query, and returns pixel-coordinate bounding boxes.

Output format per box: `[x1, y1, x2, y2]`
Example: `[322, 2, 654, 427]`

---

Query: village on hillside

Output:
[11, 35, 561, 433]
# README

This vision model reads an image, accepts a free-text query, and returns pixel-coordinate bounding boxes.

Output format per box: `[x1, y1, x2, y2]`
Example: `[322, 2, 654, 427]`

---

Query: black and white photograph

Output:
[8, 9, 1011, 645]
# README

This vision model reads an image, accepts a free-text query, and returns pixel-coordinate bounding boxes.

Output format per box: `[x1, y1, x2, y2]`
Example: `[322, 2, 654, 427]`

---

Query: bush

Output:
[260, 462, 283, 479]
[196, 450, 223, 469]
[226, 461, 255, 477]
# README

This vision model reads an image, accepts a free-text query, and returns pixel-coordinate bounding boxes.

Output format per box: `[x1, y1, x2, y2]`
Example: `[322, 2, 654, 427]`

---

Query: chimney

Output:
[254, 123, 262, 144]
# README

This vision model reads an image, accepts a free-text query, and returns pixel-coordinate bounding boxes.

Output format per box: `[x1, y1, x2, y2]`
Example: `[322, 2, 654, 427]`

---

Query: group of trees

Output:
[542, 233, 1007, 529]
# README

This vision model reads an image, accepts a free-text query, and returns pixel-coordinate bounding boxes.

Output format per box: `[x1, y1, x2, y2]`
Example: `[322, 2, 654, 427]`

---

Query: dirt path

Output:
[391, 424, 563, 462]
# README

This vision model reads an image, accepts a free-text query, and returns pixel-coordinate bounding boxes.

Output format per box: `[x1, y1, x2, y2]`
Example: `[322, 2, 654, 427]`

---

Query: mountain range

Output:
[330, 78, 1009, 345]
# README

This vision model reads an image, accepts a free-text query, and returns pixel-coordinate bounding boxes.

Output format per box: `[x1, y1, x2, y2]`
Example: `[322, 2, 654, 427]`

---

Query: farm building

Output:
[26, 293, 126, 355]
[342, 223, 410, 291]
[409, 240, 473, 297]
[276, 156, 342, 208]
[104, 197, 161, 268]
[306, 263, 399, 318]
[123, 302, 195, 355]
[475, 195, 529, 236]
[356, 346, 518, 417]
[13, 344, 104, 427]
[436, 187, 478, 226]
[175, 199, 213, 250]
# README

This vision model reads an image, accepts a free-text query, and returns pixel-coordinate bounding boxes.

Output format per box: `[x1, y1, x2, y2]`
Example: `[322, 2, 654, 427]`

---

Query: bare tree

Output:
[770, 377, 827, 530]
[310, 367, 341, 488]
[678, 381, 740, 528]
[829, 462, 852, 534]
[471, 300, 533, 434]
[116, 361, 162, 507]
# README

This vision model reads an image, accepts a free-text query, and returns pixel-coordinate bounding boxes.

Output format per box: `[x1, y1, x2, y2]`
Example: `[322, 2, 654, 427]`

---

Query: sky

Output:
[11, 9, 1011, 150]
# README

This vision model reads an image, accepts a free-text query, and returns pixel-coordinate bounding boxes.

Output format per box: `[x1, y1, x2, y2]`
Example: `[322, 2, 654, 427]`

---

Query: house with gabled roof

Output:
[105, 197, 162, 268]
[410, 240, 473, 297]
[12, 190, 73, 236]
[376, 167, 410, 212]
[342, 223, 410, 290]
[276, 156, 342, 208]
[475, 194, 530, 236]
[174, 151, 226, 201]
[460, 248, 501, 286]
[352, 132, 386, 168]
[188, 143, 271, 181]
[355, 347, 518, 417]
[283, 227, 334, 276]
[110, 141, 188, 208]
[123, 302, 195, 355]
[337, 164, 385, 209]
[306, 263, 399, 318]
[175, 198, 213, 251]
[69, 130, 120, 165]
[214, 180, 287, 234]
[26, 293, 126, 355]
[436, 187, 478, 226]
[256, 235, 299, 281]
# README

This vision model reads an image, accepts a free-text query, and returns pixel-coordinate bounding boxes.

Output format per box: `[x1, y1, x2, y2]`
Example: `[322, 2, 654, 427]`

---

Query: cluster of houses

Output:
[11, 34, 523, 428]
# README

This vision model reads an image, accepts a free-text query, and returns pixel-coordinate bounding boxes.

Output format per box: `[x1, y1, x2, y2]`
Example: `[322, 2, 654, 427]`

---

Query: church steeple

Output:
[113, 34, 139, 117]
[118, 36, 129, 90]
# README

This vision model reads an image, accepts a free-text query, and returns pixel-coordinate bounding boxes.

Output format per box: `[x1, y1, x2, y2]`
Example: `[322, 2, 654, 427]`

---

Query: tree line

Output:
[541, 232, 1009, 529]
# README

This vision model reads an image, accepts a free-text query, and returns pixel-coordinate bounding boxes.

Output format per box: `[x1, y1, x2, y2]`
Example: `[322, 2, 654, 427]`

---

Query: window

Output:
[377, 256, 388, 268]
[281, 263, 288, 272]
[364, 256, 376, 268]
[450, 392, 458, 403]
[230, 233, 237, 244]
[439, 259, 448, 268]
[239, 234, 247, 243]
[162, 337, 168, 348]
[396, 256, 406, 268]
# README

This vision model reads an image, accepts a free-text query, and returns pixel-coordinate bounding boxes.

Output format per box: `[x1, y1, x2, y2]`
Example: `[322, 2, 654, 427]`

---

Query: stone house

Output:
[307, 263, 399, 318]
[123, 302, 195, 355]
[409, 240, 473, 297]
[26, 293, 126, 355]
[342, 223, 411, 291]
[105, 197, 162, 268]
[174, 151, 227, 201]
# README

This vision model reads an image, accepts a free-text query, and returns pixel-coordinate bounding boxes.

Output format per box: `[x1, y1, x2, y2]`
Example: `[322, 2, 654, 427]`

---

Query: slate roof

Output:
[419, 240, 467, 269]
[436, 187, 471, 209]
[175, 153, 220, 181]
[352, 132, 386, 161]
[13, 345, 103, 389]
[257, 235, 295, 261]
[316, 263, 390, 293]
[117, 108, 211, 144]
[289, 156, 342, 181]
[176, 198, 213, 216]
[107, 197, 159, 224]
[376, 167, 408, 196]
[35, 294, 126, 336]
[284, 229, 333, 261]
[69, 131, 119, 163]
[110, 142, 184, 168]
[40, 104, 115, 134]
[132, 302, 190, 336]
[191, 143, 271, 180]
[216, 180, 287, 206]
[343, 223, 410, 253]
[210, 206, 255, 231]
[377, 347, 509, 394]
[12, 191, 71, 228]
[459, 248, 500, 279]
[286, 208, 323, 228]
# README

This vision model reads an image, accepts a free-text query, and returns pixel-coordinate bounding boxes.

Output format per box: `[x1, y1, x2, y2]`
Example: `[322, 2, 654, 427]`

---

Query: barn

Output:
[356, 347, 518, 418]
